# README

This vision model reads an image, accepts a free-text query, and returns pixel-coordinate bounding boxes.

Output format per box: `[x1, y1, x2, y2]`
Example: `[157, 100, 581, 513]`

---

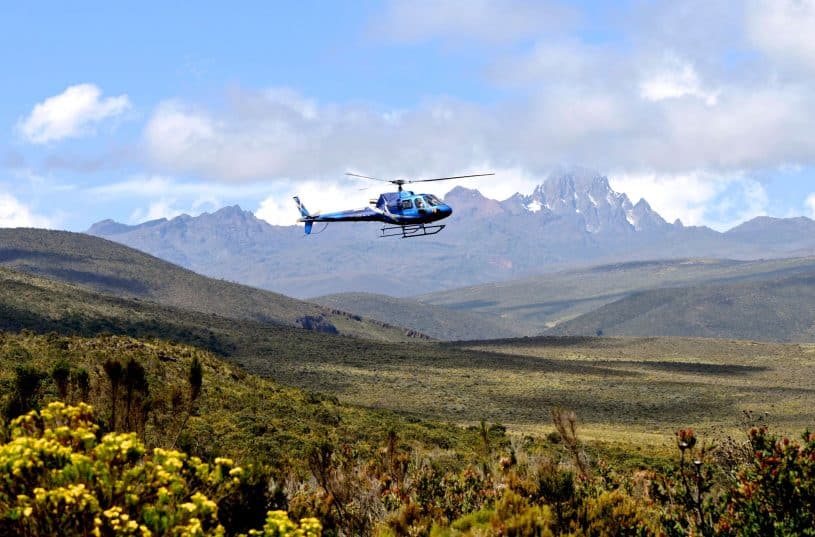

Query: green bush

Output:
[0, 402, 320, 537]
[716, 427, 815, 536]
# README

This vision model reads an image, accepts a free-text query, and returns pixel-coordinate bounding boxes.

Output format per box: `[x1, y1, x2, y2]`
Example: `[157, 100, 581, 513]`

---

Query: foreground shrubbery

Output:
[2, 403, 815, 536]
[0, 402, 320, 536]
[2, 333, 814, 536]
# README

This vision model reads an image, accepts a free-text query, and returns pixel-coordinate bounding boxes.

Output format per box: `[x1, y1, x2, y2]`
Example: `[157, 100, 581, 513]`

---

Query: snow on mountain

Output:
[500, 168, 666, 234]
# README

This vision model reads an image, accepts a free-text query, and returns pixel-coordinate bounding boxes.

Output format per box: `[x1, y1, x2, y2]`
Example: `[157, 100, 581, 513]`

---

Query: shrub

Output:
[0, 402, 320, 537]
[716, 427, 815, 536]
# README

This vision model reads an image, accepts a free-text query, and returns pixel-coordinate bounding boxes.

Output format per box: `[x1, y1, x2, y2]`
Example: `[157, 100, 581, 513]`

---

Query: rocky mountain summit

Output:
[88, 169, 815, 298]
[453, 168, 671, 234]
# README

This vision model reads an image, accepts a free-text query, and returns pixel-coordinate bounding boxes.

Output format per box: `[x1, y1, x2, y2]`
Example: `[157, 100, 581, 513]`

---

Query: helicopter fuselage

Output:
[297, 190, 452, 227]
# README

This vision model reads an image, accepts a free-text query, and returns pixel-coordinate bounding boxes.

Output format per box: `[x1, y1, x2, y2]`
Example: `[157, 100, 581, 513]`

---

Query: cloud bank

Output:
[18, 84, 130, 144]
[0, 191, 51, 228]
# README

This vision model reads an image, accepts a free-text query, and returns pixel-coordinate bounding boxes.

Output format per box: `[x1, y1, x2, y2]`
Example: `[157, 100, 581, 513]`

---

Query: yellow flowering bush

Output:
[248, 511, 321, 537]
[0, 402, 320, 537]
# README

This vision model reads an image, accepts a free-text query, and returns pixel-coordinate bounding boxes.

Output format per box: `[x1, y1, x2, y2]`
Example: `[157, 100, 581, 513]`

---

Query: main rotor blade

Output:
[406, 172, 495, 184]
[345, 172, 392, 182]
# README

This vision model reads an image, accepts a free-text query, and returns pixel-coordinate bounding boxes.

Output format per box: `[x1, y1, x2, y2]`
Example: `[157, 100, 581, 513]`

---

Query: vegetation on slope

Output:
[0, 229, 418, 342]
[0, 331, 483, 472]
[546, 273, 815, 342]
[0, 330, 505, 535]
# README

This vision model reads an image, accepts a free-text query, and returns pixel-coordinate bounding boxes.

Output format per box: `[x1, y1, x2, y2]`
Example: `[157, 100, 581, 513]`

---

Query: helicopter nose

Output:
[441, 204, 452, 216]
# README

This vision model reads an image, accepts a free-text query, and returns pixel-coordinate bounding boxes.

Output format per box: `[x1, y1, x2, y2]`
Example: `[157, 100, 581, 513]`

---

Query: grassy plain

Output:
[264, 336, 815, 451]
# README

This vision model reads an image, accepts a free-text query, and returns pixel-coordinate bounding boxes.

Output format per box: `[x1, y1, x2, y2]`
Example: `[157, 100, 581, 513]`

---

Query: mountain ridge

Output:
[87, 169, 815, 298]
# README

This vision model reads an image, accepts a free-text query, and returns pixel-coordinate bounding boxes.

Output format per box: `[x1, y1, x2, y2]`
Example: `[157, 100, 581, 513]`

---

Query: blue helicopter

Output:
[294, 172, 494, 238]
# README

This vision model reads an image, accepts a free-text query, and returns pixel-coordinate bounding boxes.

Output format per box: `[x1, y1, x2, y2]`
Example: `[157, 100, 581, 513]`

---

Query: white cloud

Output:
[747, 0, 815, 72]
[89, 175, 279, 225]
[640, 57, 719, 105]
[143, 89, 501, 182]
[806, 194, 815, 218]
[129, 200, 187, 223]
[256, 181, 355, 226]
[0, 192, 52, 228]
[18, 84, 130, 144]
[609, 171, 768, 230]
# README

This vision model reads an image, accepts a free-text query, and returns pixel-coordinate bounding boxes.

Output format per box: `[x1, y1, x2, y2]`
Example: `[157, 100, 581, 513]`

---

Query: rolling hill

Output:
[545, 272, 815, 342]
[311, 292, 534, 340]
[418, 257, 815, 335]
[0, 228, 420, 342]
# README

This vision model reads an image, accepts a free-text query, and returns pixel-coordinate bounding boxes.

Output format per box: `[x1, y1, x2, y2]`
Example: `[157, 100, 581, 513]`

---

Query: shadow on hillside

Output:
[33, 267, 150, 295]
[449, 336, 621, 348]
[0, 249, 151, 295]
[499, 384, 731, 424]
[594, 360, 769, 376]
[0, 248, 86, 264]
[0, 304, 236, 357]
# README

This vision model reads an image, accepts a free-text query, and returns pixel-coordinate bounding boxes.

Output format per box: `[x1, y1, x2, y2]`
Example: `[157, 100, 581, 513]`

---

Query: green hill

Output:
[418, 257, 815, 334]
[312, 292, 533, 340]
[546, 272, 815, 342]
[0, 228, 420, 342]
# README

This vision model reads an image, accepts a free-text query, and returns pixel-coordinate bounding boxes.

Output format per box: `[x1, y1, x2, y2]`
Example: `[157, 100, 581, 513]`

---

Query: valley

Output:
[1, 257, 810, 447]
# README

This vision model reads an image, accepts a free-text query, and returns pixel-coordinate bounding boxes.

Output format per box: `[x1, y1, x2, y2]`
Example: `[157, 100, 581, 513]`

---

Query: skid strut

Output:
[381, 223, 445, 238]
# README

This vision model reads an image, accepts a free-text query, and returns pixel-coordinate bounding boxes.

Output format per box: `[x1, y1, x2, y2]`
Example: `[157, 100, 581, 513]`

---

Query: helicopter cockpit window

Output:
[414, 197, 425, 209]
[424, 195, 441, 206]
[401, 199, 413, 209]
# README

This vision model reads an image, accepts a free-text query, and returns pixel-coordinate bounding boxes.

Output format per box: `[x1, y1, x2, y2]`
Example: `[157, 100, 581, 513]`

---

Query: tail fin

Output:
[294, 196, 314, 234]
[293, 196, 310, 218]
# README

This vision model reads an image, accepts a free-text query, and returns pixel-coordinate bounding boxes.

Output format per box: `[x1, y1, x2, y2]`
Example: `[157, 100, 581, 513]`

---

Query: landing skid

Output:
[380, 223, 446, 238]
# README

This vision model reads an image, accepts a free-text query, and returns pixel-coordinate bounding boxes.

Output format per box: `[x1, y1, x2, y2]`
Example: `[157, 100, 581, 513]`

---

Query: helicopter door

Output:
[414, 197, 427, 214]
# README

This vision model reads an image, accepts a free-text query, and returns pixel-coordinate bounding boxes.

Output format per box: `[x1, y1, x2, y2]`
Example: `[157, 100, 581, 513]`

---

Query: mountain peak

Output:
[727, 215, 815, 236]
[212, 205, 249, 217]
[444, 186, 486, 201]
[87, 219, 132, 236]
[628, 197, 668, 231]
[515, 168, 650, 234]
[444, 186, 506, 217]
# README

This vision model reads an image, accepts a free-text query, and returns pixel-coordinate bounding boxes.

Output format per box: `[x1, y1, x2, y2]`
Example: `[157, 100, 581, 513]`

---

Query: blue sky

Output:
[2, 1, 815, 231]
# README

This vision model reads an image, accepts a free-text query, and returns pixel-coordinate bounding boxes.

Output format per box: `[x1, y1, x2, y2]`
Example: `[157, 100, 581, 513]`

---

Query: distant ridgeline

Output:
[87, 168, 815, 298]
